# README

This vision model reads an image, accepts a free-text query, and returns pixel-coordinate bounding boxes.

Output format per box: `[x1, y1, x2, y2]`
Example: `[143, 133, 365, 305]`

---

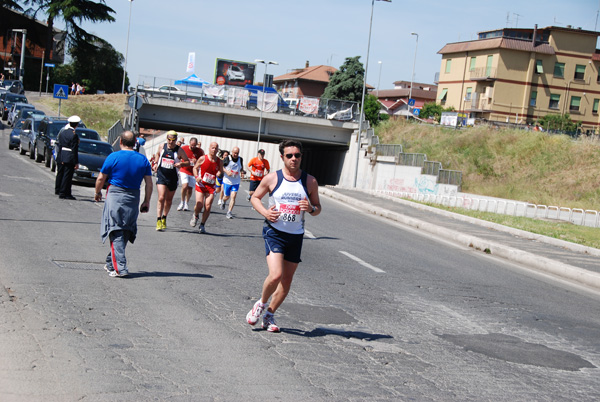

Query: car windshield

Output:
[79, 142, 113, 156]
[76, 129, 101, 140]
[46, 122, 68, 139]
[7, 94, 27, 103]
[33, 120, 42, 130]
[22, 110, 45, 119]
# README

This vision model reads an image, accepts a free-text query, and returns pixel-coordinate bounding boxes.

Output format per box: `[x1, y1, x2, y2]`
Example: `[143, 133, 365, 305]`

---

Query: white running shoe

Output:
[183, 202, 189, 211]
[109, 269, 129, 277]
[262, 312, 280, 332]
[177, 201, 184, 211]
[217, 199, 222, 206]
[226, 211, 233, 219]
[246, 300, 265, 325]
[190, 215, 199, 227]
[220, 202, 226, 210]
[199, 224, 206, 234]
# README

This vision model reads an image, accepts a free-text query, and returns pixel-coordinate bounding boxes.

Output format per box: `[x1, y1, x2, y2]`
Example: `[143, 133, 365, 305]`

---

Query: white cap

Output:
[68, 115, 81, 123]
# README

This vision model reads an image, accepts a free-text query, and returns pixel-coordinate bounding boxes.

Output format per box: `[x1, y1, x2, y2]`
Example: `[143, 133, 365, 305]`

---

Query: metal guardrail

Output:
[135, 75, 359, 122]
[398, 153, 426, 167]
[107, 120, 124, 148]
[375, 144, 402, 157]
[423, 161, 442, 176]
[438, 170, 462, 188]
[376, 190, 600, 228]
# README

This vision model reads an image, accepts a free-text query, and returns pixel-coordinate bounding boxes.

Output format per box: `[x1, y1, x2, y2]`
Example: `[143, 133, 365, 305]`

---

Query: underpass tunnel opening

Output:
[300, 145, 348, 186]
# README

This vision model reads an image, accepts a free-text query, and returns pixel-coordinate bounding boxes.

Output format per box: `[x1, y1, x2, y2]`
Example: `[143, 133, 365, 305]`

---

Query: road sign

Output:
[413, 108, 421, 116]
[53, 84, 69, 100]
[128, 94, 143, 110]
[408, 98, 415, 106]
[44, 63, 55, 68]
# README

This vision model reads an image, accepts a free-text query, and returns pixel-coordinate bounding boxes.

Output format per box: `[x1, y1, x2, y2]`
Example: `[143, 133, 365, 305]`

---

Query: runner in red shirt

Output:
[190, 142, 223, 233]
[177, 137, 204, 212]
[247, 149, 270, 201]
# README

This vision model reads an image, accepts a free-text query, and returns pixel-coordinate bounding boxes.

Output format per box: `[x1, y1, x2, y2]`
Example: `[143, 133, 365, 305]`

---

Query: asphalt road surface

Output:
[1, 124, 600, 401]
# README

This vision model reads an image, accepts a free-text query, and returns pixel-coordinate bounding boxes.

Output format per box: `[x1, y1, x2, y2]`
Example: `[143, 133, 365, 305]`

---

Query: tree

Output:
[364, 94, 384, 127]
[537, 113, 578, 133]
[322, 56, 365, 102]
[53, 37, 126, 93]
[419, 102, 445, 122]
[22, 0, 116, 63]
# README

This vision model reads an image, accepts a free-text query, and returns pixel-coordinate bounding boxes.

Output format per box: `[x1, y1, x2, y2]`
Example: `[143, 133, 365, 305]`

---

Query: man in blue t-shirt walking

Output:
[94, 131, 153, 277]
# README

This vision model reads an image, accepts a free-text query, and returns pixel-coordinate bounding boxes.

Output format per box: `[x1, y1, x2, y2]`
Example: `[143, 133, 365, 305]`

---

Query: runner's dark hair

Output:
[279, 139, 303, 155]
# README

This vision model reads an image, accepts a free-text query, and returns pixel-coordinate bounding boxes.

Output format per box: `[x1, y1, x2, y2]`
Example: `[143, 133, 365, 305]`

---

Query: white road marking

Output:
[339, 251, 385, 273]
[304, 229, 316, 239]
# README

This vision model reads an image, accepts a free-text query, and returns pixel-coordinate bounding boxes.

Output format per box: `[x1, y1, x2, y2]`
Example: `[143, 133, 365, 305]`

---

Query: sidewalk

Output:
[321, 186, 600, 291]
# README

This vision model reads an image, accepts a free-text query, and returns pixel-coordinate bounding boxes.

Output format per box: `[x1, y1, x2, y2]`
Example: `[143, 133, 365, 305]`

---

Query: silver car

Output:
[7, 102, 35, 127]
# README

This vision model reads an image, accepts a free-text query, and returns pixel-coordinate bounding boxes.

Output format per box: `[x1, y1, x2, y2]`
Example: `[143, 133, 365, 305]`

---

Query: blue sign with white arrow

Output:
[53, 84, 69, 100]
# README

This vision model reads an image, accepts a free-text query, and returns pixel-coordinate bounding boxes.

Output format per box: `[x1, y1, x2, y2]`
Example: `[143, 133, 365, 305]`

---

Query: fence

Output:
[107, 120, 124, 148]
[135, 75, 359, 123]
[375, 144, 402, 157]
[375, 190, 600, 228]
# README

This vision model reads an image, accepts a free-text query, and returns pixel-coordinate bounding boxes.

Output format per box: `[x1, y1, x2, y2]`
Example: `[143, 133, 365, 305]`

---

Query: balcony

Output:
[470, 67, 497, 81]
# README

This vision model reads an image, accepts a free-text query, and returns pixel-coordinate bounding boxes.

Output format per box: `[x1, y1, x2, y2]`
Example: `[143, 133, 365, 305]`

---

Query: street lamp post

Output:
[255, 59, 278, 152]
[377, 61, 382, 94]
[407, 32, 418, 120]
[353, 0, 391, 188]
[12, 29, 27, 82]
[122, 0, 134, 94]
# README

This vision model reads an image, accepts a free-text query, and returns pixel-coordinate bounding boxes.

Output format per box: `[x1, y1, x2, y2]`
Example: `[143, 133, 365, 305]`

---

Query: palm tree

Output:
[22, 0, 116, 62]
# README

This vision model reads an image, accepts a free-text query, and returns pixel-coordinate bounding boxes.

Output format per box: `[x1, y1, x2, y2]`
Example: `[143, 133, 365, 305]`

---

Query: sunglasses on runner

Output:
[285, 153, 302, 159]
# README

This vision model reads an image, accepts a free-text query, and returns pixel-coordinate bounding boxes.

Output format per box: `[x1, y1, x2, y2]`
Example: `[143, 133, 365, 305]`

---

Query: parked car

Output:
[8, 118, 26, 150]
[142, 85, 186, 100]
[70, 139, 113, 185]
[1, 79, 25, 94]
[1, 92, 28, 120]
[7, 102, 35, 126]
[19, 115, 45, 159]
[75, 128, 101, 141]
[18, 108, 46, 121]
[38, 117, 87, 168]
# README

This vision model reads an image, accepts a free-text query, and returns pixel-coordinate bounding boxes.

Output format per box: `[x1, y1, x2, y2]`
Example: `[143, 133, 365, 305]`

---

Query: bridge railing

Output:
[135, 75, 359, 122]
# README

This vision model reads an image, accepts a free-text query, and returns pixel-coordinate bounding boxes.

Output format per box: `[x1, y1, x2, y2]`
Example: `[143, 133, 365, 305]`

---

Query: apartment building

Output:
[437, 25, 600, 132]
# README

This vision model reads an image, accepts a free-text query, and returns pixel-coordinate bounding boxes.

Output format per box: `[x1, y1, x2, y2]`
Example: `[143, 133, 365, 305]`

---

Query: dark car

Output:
[1, 92, 28, 120]
[19, 115, 45, 159]
[70, 139, 113, 185]
[38, 117, 88, 168]
[1, 79, 25, 94]
[8, 118, 26, 150]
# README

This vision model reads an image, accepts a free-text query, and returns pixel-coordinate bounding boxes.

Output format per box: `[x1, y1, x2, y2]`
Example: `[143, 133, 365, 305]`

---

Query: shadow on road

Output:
[124, 271, 213, 279]
[281, 327, 394, 341]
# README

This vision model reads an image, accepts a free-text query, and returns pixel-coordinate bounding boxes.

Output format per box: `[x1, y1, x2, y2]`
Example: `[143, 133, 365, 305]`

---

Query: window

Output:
[465, 87, 472, 101]
[549, 94, 560, 109]
[439, 88, 448, 104]
[574, 64, 585, 80]
[593, 99, 599, 114]
[530, 91, 537, 107]
[570, 96, 581, 112]
[445, 59, 452, 74]
[469, 57, 476, 71]
[486, 55, 493, 76]
[535, 60, 544, 74]
[553, 62, 565, 78]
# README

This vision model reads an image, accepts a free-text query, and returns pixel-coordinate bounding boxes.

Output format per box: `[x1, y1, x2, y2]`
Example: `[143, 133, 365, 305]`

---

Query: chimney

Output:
[306, 60, 309, 68]
[532, 24, 537, 46]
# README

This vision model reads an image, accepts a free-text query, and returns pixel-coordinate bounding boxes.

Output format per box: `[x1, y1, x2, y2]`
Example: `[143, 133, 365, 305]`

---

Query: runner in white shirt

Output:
[245, 139, 321, 333]
[220, 146, 245, 219]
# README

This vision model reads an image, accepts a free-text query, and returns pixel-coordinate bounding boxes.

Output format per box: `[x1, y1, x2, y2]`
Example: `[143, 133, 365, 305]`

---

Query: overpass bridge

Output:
[128, 96, 360, 185]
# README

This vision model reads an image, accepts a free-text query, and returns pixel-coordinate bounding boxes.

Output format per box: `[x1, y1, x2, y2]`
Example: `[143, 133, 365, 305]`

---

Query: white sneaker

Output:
[177, 201, 184, 211]
[190, 215, 199, 227]
[220, 202, 226, 210]
[109, 269, 129, 277]
[217, 199, 222, 206]
[183, 202, 189, 211]
[246, 300, 265, 325]
[262, 312, 280, 332]
[226, 211, 233, 219]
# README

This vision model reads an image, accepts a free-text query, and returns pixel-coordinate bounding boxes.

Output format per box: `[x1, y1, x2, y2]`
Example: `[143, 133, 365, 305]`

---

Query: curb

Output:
[320, 187, 600, 291]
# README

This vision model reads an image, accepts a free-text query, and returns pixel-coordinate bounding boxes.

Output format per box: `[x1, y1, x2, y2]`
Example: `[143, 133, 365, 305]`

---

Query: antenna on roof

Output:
[513, 13, 522, 28]
[506, 12, 510, 27]
[553, 17, 563, 26]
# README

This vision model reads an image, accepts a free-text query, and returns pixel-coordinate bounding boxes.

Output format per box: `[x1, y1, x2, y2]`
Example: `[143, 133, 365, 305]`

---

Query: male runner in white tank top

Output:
[245, 139, 321, 332]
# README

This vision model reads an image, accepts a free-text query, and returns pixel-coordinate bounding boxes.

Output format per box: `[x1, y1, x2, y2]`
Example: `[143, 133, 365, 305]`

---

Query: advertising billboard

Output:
[214, 58, 256, 87]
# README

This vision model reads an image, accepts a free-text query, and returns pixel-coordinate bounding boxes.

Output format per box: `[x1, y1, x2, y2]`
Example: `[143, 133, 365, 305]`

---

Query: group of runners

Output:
[151, 130, 272, 234]
[98, 130, 321, 333]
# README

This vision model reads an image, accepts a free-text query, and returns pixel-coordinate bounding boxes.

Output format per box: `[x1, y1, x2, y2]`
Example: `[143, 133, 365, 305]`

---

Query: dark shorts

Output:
[249, 180, 261, 192]
[157, 171, 178, 191]
[263, 223, 303, 263]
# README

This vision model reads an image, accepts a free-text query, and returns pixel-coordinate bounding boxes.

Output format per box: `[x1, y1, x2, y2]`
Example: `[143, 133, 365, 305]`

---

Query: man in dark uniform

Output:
[55, 115, 80, 200]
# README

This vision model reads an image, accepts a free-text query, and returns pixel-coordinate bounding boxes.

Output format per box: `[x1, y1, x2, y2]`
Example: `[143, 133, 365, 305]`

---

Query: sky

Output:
[65, 0, 600, 91]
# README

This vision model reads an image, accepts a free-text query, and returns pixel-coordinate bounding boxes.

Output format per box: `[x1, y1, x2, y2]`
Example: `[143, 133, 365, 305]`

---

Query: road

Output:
[1, 123, 600, 401]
